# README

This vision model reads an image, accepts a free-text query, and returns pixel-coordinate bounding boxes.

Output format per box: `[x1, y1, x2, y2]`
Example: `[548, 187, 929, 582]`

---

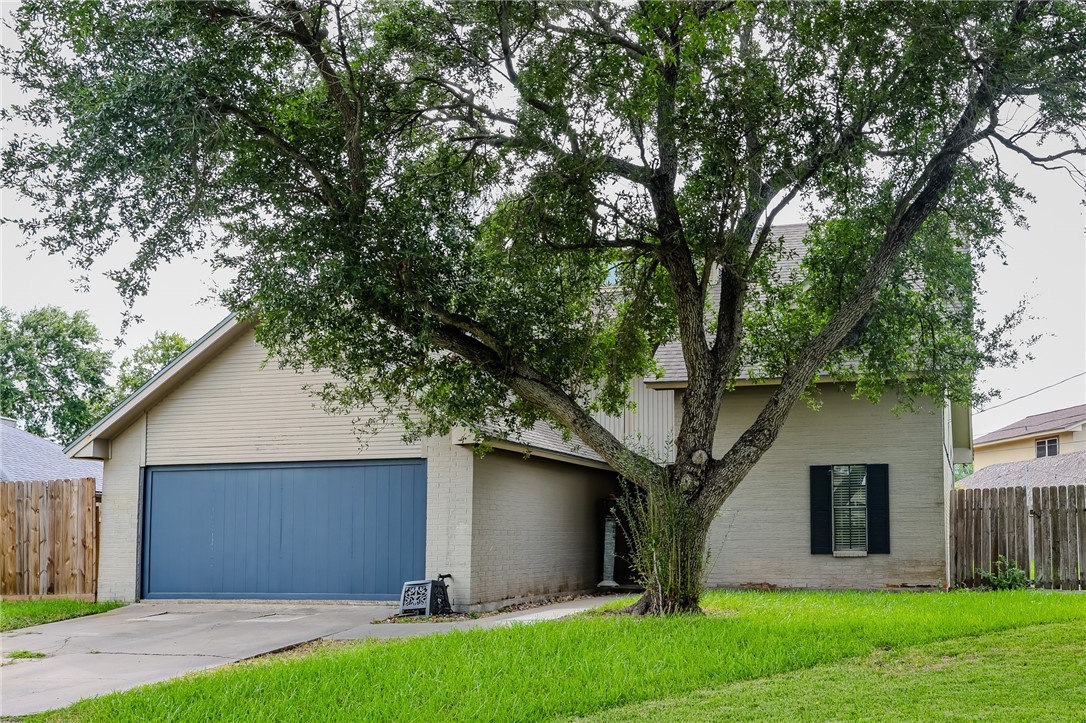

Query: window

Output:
[810, 464, 889, 556]
[832, 465, 868, 553]
[1036, 437, 1059, 458]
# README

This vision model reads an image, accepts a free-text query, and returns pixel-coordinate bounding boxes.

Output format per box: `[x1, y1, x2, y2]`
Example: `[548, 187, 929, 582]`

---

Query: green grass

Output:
[6, 649, 48, 659]
[573, 620, 1086, 721]
[28, 590, 1086, 722]
[0, 599, 125, 631]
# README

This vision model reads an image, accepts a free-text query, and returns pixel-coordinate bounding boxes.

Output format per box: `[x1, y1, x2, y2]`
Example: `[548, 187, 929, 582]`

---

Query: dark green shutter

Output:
[866, 463, 890, 554]
[810, 465, 833, 554]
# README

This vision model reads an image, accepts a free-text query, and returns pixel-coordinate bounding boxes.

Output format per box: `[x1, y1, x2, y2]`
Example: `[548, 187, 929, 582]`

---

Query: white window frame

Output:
[1035, 437, 1059, 458]
[831, 464, 868, 557]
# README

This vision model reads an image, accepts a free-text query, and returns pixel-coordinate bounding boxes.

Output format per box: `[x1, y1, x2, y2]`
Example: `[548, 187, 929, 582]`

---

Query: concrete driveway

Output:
[1, 597, 611, 717]
[1, 601, 394, 717]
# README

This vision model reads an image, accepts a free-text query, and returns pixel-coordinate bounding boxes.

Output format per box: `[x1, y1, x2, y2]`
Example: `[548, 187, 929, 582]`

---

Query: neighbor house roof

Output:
[1, 418, 103, 493]
[956, 451, 1086, 489]
[67, 314, 605, 467]
[650, 223, 811, 387]
[973, 404, 1086, 447]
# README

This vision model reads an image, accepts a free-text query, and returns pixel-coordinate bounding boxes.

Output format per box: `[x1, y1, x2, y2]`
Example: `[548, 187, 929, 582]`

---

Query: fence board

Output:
[0, 478, 97, 598]
[1078, 484, 1086, 589]
[33, 481, 43, 595]
[1063, 485, 1072, 590]
[1042, 486, 1053, 588]
[2, 484, 16, 593]
[1080, 484, 1086, 588]
[999, 487, 1010, 562]
[1065, 485, 1075, 590]
[1013, 486, 1028, 572]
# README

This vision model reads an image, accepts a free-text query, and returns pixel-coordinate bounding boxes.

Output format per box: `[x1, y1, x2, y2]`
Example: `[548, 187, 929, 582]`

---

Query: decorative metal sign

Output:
[399, 578, 454, 616]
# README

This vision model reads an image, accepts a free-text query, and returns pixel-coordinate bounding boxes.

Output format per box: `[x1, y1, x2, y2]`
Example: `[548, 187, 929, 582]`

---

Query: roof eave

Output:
[454, 434, 612, 471]
[644, 373, 845, 391]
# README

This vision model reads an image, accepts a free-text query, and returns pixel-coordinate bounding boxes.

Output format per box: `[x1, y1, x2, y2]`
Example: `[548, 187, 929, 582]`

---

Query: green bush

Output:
[977, 556, 1032, 590]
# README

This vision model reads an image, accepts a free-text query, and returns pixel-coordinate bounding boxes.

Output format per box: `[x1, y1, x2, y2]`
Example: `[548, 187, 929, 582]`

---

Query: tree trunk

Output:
[618, 474, 713, 615]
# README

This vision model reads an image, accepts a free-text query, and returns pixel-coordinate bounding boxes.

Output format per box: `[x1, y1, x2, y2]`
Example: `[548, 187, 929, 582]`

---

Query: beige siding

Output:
[97, 415, 145, 601]
[973, 431, 1080, 470]
[145, 331, 421, 465]
[698, 384, 947, 589]
[592, 377, 675, 463]
[469, 450, 618, 609]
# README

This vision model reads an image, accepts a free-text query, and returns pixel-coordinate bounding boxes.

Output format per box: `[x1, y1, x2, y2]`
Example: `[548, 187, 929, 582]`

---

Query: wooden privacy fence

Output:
[0, 477, 98, 600]
[951, 484, 1086, 590]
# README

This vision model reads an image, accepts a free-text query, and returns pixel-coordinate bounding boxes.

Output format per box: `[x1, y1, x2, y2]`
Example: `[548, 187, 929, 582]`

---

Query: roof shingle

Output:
[1, 419, 102, 493]
[957, 451, 1086, 489]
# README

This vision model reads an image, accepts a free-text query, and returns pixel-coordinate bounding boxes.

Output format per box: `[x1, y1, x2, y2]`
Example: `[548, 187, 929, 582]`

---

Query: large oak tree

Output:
[3, 0, 1084, 612]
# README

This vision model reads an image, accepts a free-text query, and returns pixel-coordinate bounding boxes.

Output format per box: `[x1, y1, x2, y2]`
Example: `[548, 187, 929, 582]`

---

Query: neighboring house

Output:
[1, 417, 102, 495]
[956, 450, 1086, 490]
[973, 404, 1086, 471]
[68, 224, 969, 607]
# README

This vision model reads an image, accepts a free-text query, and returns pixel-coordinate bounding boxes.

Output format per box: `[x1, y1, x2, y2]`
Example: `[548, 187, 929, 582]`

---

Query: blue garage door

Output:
[141, 460, 426, 600]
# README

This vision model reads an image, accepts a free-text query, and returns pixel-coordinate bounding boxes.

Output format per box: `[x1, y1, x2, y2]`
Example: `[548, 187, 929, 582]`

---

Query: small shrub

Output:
[977, 556, 1032, 590]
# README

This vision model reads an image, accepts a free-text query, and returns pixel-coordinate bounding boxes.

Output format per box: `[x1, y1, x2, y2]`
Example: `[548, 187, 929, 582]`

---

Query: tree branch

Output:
[401, 301, 664, 486]
[211, 101, 344, 211]
[701, 0, 1041, 509]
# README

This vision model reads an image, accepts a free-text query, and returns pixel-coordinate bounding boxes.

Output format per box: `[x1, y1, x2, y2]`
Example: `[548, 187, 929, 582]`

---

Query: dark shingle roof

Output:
[974, 404, 1086, 446]
[957, 451, 1086, 489]
[654, 223, 809, 384]
[1, 419, 103, 493]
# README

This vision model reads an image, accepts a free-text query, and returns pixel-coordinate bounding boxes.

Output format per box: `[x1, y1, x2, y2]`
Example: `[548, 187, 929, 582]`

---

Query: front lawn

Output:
[576, 619, 1086, 721]
[29, 590, 1086, 722]
[0, 599, 125, 632]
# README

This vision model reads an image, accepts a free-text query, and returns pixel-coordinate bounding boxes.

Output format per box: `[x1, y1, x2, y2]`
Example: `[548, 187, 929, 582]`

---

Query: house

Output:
[1, 417, 102, 495]
[68, 224, 967, 607]
[66, 316, 671, 609]
[973, 404, 1086, 471]
[956, 450, 1086, 489]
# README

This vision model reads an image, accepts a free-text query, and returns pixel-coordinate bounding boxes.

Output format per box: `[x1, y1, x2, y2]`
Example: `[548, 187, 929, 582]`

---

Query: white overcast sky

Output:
[1, 9, 1083, 439]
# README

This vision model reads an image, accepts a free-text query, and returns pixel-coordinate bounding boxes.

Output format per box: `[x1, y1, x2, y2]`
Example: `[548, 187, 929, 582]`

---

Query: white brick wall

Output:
[701, 384, 948, 589]
[97, 415, 144, 601]
[469, 450, 618, 608]
[422, 435, 476, 608]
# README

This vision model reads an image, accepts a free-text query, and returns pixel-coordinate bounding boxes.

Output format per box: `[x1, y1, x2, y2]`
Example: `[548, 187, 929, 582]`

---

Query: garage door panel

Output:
[142, 460, 426, 600]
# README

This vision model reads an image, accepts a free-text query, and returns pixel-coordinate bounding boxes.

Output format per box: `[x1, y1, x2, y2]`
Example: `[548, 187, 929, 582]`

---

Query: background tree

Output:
[95, 331, 190, 414]
[0, 306, 112, 443]
[3, 1, 1084, 612]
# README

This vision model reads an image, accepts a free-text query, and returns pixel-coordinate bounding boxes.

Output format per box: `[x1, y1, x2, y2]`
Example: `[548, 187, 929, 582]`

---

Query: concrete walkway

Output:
[1, 597, 612, 717]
